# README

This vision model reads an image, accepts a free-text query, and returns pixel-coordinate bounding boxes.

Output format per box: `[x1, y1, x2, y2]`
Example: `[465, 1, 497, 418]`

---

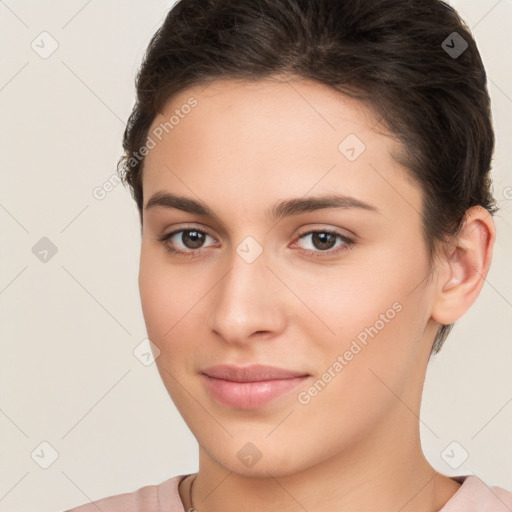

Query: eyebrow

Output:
[144, 191, 379, 221]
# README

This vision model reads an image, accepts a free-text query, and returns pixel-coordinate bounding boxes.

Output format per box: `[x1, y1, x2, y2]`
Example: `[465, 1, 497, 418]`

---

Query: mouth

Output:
[200, 364, 311, 409]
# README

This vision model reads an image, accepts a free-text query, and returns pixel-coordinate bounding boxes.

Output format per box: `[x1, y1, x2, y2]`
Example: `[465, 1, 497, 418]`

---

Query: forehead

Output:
[142, 77, 422, 221]
[156, 76, 381, 142]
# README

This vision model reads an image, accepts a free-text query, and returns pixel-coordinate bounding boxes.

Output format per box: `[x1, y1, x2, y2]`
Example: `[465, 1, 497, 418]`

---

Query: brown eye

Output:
[179, 230, 206, 249]
[159, 228, 216, 256]
[310, 232, 337, 250]
[297, 230, 352, 253]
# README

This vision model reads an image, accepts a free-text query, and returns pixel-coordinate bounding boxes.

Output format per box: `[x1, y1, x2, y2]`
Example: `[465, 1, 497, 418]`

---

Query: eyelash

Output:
[158, 226, 354, 259]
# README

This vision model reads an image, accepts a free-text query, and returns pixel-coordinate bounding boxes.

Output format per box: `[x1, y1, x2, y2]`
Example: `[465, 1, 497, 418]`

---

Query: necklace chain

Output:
[188, 474, 197, 511]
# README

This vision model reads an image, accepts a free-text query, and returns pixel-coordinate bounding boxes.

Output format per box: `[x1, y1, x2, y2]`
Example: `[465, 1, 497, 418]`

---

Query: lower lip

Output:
[201, 374, 310, 409]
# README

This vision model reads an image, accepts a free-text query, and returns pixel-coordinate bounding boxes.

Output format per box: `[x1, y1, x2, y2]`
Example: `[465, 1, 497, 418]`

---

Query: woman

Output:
[67, 0, 512, 510]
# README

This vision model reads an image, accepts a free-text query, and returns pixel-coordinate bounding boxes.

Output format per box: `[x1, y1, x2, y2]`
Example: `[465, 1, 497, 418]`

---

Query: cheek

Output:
[287, 288, 427, 455]
[139, 248, 189, 345]
[289, 254, 418, 342]
[290, 247, 431, 389]
[138, 245, 215, 374]
[138, 260, 170, 342]
[138, 251, 202, 408]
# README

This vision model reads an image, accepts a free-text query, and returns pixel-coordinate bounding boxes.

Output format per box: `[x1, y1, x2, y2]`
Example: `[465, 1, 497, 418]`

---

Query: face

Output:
[139, 77, 439, 477]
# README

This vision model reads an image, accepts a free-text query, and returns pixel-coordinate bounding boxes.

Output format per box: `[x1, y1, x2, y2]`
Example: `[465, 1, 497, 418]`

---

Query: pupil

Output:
[183, 230, 204, 249]
[313, 232, 336, 250]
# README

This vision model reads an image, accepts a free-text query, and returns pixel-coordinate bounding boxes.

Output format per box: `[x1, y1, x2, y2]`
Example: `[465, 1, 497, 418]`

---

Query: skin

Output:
[138, 76, 495, 512]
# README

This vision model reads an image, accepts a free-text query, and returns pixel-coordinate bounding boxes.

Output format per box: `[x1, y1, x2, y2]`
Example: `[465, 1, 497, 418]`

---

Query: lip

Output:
[202, 364, 309, 382]
[201, 364, 310, 409]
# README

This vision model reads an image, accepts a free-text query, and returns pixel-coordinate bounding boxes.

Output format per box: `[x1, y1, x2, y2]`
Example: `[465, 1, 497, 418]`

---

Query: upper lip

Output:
[201, 364, 309, 382]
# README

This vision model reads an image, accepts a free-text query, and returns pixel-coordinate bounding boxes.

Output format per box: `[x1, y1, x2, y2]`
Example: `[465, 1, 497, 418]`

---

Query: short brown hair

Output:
[118, 0, 498, 355]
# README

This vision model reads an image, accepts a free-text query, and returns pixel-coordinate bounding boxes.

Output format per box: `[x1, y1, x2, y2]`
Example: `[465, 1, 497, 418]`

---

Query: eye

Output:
[158, 226, 354, 258]
[158, 228, 217, 257]
[293, 229, 354, 257]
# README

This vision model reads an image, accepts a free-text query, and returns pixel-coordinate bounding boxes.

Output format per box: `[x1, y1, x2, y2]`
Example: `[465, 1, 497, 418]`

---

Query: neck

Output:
[183, 414, 461, 512]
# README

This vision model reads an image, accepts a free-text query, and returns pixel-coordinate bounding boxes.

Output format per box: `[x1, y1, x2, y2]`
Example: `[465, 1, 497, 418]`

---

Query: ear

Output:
[431, 206, 496, 326]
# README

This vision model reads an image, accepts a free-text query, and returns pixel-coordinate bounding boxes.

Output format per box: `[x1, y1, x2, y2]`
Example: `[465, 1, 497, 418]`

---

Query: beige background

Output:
[0, 1, 511, 511]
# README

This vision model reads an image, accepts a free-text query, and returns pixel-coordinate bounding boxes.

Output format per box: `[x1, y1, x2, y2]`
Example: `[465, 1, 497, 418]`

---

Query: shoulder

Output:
[63, 474, 189, 512]
[441, 475, 512, 511]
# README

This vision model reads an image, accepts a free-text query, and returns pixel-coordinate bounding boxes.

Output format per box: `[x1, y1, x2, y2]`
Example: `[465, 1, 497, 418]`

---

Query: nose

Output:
[207, 249, 287, 344]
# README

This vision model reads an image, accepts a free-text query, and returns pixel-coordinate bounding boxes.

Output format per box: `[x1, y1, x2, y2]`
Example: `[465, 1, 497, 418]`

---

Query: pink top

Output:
[65, 474, 512, 511]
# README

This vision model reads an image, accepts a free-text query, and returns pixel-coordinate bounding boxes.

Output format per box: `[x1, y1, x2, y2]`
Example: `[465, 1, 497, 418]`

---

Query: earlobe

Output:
[431, 206, 495, 325]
